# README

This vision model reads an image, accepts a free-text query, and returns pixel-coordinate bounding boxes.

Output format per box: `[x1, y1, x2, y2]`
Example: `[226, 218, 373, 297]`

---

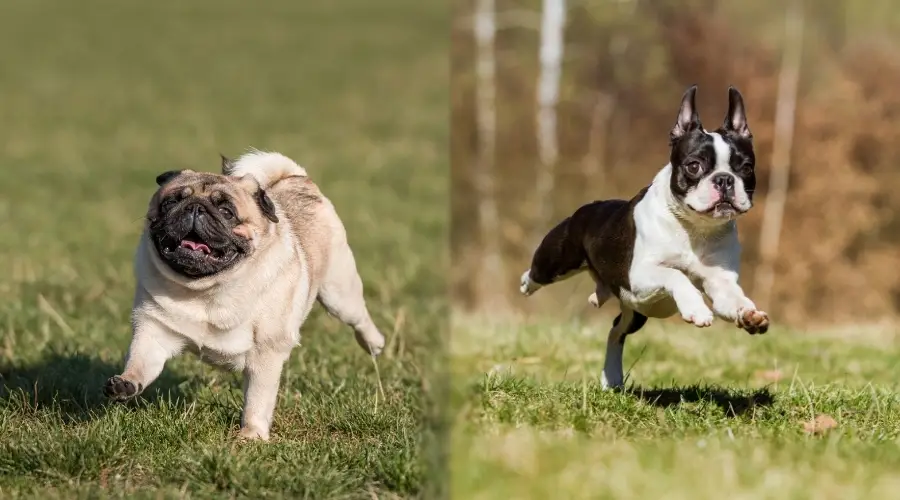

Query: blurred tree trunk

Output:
[580, 91, 615, 196]
[754, 0, 804, 309]
[473, 0, 504, 306]
[533, 0, 566, 242]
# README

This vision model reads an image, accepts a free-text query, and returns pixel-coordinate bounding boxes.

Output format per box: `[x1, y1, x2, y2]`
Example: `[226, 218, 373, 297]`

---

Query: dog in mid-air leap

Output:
[520, 85, 769, 389]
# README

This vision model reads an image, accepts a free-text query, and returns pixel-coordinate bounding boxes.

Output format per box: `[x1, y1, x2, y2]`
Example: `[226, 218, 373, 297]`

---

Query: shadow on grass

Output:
[0, 351, 191, 422]
[628, 385, 775, 417]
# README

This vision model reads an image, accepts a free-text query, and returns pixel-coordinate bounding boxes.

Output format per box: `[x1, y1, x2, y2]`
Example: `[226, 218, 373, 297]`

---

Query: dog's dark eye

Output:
[684, 161, 702, 177]
[737, 162, 754, 175]
[160, 199, 177, 213]
[219, 207, 235, 220]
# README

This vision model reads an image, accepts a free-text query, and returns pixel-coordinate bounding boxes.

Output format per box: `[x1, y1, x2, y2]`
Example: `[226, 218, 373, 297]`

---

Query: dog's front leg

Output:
[105, 317, 183, 402]
[240, 348, 291, 441]
[633, 266, 713, 327]
[702, 270, 769, 334]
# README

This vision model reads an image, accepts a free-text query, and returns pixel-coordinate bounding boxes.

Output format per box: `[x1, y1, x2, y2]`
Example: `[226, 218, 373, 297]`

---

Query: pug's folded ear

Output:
[233, 173, 279, 223]
[257, 189, 279, 223]
[156, 170, 183, 186]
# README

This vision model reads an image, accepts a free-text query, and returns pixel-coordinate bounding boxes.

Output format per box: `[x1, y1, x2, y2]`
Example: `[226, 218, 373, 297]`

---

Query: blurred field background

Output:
[0, 1, 446, 498]
[451, 0, 900, 498]
[452, 0, 900, 325]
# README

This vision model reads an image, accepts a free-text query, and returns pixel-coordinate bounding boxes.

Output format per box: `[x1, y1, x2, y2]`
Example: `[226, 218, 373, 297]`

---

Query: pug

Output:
[104, 150, 385, 440]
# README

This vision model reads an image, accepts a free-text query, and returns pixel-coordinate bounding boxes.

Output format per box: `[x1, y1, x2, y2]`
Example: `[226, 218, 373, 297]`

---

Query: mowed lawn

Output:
[0, 1, 446, 498]
[452, 312, 900, 499]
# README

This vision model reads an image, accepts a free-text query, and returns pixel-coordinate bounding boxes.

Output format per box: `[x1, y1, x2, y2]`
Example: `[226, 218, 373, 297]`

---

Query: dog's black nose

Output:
[711, 173, 735, 192]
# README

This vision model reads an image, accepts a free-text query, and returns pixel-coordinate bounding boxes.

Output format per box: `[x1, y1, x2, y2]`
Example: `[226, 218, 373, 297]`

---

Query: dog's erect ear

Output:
[156, 170, 183, 186]
[220, 153, 237, 175]
[723, 86, 752, 139]
[670, 84, 702, 143]
[257, 189, 279, 223]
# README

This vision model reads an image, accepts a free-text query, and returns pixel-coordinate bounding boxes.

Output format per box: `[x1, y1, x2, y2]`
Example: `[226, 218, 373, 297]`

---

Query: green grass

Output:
[0, 1, 446, 498]
[452, 313, 900, 499]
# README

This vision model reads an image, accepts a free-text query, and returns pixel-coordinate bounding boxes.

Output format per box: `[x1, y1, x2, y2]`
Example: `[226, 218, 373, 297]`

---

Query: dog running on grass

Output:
[104, 150, 385, 440]
[520, 85, 769, 389]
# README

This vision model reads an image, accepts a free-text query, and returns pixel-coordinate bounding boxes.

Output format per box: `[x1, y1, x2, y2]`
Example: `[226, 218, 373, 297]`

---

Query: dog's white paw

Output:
[681, 307, 714, 328]
[354, 326, 385, 356]
[238, 426, 270, 441]
[601, 371, 624, 390]
[520, 271, 541, 296]
[588, 285, 611, 309]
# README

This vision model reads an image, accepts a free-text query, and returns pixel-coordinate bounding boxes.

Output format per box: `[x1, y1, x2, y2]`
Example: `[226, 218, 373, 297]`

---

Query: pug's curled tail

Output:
[223, 149, 308, 189]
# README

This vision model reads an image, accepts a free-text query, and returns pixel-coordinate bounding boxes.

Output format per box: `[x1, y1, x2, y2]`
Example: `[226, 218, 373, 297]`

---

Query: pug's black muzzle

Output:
[150, 200, 249, 278]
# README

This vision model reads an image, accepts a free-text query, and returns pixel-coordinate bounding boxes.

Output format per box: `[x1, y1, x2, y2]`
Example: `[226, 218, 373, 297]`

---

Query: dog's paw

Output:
[238, 426, 270, 441]
[737, 308, 769, 335]
[519, 271, 541, 296]
[355, 328, 385, 356]
[681, 307, 714, 328]
[588, 285, 611, 309]
[601, 372, 624, 390]
[103, 375, 140, 402]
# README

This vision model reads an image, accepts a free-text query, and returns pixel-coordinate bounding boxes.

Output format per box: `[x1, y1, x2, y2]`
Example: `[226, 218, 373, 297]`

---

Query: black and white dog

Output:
[520, 85, 769, 389]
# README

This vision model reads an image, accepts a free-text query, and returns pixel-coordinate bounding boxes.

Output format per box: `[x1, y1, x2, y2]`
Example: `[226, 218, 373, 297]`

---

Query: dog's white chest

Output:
[622, 185, 741, 318]
[188, 325, 256, 369]
[138, 290, 258, 368]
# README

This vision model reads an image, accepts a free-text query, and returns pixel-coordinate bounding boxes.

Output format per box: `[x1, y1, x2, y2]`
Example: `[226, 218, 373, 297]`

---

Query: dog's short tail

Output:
[223, 149, 308, 189]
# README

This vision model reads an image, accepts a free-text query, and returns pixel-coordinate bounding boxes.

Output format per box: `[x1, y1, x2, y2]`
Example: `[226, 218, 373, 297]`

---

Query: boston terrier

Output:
[519, 85, 769, 389]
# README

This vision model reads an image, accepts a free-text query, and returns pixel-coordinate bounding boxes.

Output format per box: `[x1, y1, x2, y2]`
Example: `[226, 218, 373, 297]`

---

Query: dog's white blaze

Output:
[709, 131, 731, 166]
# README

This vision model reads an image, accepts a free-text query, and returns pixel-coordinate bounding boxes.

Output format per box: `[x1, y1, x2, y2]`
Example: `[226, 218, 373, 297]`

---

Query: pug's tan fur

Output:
[105, 150, 384, 440]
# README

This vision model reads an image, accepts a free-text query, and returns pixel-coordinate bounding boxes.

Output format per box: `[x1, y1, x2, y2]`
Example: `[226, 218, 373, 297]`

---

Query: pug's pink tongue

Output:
[180, 240, 211, 254]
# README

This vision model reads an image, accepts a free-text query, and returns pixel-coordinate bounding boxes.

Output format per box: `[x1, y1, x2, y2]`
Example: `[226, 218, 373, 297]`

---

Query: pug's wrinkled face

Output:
[668, 85, 756, 221]
[146, 169, 279, 278]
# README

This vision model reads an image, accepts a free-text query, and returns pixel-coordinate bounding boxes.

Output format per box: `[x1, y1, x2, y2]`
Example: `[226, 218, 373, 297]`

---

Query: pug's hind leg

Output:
[317, 241, 386, 356]
[105, 319, 183, 402]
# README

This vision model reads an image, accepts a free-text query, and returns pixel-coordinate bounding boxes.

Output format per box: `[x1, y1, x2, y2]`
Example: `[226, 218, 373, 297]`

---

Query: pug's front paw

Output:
[104, 375, 141, 402]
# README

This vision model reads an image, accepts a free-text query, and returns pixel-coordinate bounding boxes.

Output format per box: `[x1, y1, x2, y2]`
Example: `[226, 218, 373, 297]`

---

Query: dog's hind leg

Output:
[316, 232, 386, 356]
[601, 306, 648, 389]
[520, 216, 586, 296]
[588, 275, 612, 309]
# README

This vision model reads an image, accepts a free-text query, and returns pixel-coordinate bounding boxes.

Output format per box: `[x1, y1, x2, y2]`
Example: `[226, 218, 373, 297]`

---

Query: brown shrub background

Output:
[452, 0, 900, 325]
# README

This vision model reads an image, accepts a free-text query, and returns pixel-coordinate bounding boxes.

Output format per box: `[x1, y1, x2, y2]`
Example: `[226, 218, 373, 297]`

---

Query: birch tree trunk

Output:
[473, 0, 503, 305]
[533, 0, 566, 242]
[580, 91, 615, 196]
[754, 0, 804, 309]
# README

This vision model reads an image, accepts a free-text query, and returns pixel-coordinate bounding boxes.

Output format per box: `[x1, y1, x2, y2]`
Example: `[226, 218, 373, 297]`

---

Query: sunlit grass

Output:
[452, 313, 900, 499]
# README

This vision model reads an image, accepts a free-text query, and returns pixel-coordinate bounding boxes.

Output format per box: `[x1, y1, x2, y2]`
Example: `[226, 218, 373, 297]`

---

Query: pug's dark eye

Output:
[738, 162, 754, 175]
[684, 161, 702, 177]
[219, 207, 235, 220]
[160, 199, 177, 213]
